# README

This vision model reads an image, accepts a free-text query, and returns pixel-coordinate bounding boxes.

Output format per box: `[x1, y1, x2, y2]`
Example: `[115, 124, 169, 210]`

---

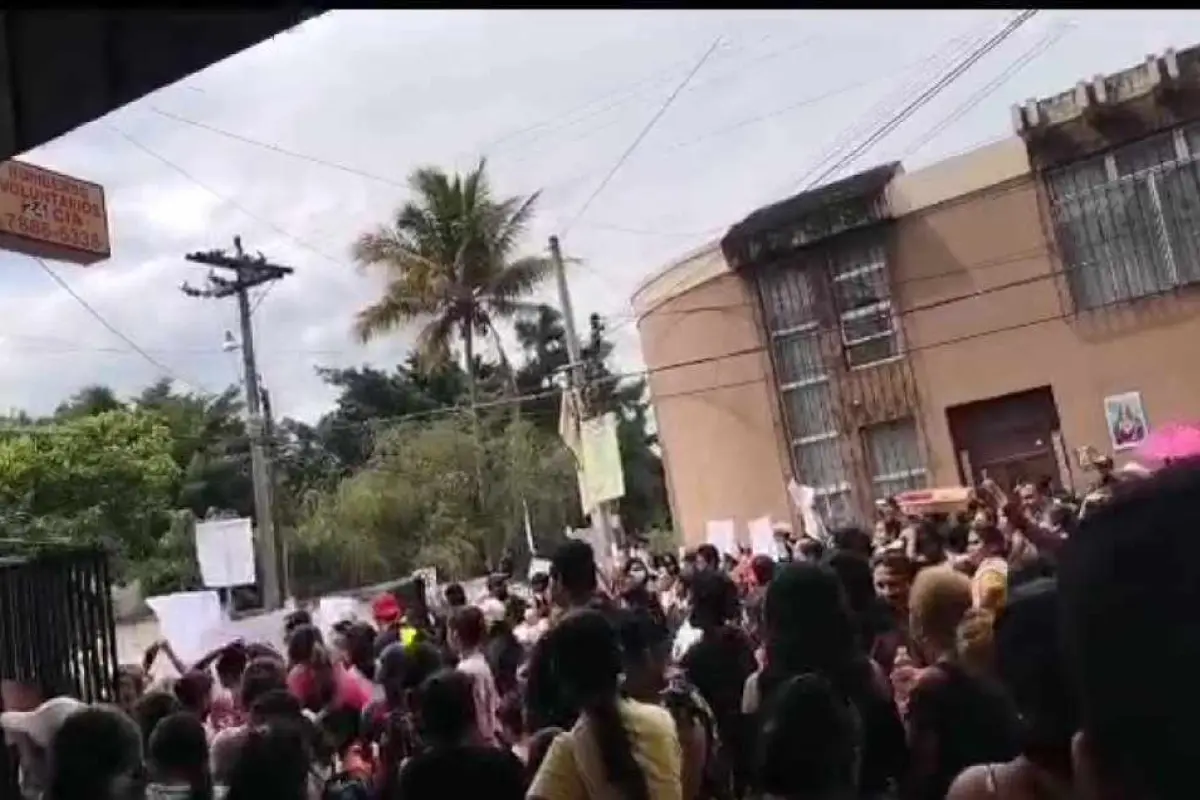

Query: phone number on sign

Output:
[4, 213, 103, 252]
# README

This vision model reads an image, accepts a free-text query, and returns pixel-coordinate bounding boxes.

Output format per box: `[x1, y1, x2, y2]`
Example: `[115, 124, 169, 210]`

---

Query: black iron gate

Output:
[0, 542, 117, 794]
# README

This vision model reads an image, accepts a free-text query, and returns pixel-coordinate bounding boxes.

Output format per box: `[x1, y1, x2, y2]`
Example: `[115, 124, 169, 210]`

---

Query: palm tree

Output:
[350, 159, 552, 412]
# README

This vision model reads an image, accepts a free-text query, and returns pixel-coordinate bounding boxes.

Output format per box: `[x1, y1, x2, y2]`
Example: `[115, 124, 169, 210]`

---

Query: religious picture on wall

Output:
[1104, 391, 1149, 452]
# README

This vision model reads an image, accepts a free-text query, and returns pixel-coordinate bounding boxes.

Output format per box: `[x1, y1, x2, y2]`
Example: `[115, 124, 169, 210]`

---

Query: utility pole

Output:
[260, 385, 289, 603]
[549, 235, 616, 553]
[182, 236, 293, 611]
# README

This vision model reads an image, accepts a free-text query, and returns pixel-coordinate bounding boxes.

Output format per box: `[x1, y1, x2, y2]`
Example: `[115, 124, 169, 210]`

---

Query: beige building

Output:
[634, 45, 1200, 545]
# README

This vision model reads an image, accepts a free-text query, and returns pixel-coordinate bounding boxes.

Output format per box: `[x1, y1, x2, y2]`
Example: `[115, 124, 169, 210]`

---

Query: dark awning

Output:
[721, 161, 900, 270]
[0, 11, 323, 161]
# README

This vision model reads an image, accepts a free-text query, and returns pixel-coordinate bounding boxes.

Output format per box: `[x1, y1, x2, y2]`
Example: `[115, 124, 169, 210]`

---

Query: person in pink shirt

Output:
[285, 623, 372, 714]
[449, 606, 501, 746]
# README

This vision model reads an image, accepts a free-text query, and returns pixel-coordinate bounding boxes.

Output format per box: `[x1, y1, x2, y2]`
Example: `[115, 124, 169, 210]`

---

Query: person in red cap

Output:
[374, 592, 403, 626]
[373, 592, 421, 655]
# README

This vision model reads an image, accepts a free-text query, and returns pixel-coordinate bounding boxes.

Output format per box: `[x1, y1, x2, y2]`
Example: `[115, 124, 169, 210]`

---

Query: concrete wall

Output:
[637, 132, 1200, 529]
[891, 143, 1200, 489]
[635, 258, 792, 546]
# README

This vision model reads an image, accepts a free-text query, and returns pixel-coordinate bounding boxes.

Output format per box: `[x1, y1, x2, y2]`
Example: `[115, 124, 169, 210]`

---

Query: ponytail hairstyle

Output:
[551, 610, 649, 800]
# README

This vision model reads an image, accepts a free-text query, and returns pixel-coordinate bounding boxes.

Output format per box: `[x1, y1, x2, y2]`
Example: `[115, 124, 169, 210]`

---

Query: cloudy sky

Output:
[3, 9, 1196, 421]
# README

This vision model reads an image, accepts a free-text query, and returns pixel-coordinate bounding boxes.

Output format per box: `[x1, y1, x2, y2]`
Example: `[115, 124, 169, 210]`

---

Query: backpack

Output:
[660, 674, 735, 800]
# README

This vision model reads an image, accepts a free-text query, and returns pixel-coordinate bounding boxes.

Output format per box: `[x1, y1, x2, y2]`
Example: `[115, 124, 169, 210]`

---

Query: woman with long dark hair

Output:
[679, 570, 756, 797]
[744, 562, 908, 799]
[527, 610, 681, 800]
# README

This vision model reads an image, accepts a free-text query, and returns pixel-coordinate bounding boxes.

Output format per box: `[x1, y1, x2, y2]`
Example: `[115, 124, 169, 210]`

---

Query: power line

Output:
[104, 123, 350, 317]
[899, 19, 1072, 160]
[106, 123, 344, 269]
[561, 36, 725, 237]
[142, 31, 812, 186]
[739, 24, 990, 216]
[798, 10, 1039, 192]
[31, 257, 212, 393]
[145, 106, 408, 189]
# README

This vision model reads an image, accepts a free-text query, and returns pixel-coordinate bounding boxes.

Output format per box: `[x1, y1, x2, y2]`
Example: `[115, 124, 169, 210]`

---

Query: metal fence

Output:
[0, 543, 117, 795]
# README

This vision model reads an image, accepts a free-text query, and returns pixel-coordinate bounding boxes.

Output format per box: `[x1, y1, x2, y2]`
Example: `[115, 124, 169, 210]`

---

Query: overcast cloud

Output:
[2, 9, 1196, 421]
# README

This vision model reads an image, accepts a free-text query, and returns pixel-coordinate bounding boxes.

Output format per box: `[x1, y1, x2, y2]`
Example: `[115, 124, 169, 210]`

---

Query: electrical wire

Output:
[899, 19, 1072, 161]
[561, 36, 725, 238]
[104, 123, 349, 317]
[142, 30, 811, 185]
[798, 10, 1039, 192]
[752, 21, 997, 210]
[32, 257, 212, 393]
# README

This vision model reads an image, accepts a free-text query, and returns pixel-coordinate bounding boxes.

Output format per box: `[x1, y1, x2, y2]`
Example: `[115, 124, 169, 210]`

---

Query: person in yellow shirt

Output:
[527, 610, 681, 800]
[966, 523, 1009, 614]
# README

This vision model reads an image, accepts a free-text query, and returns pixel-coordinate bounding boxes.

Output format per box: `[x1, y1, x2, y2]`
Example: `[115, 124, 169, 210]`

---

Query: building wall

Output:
[635, 255, 792, 546]
[891, 146, 1200, 490]
[638, 125, 1200, 531]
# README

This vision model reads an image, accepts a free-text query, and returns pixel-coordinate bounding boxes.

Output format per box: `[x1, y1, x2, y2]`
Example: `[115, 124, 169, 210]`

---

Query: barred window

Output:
[1049, 126, 1200, 310]
[828, 239, 901, 368]
[864, 418, 927, 500]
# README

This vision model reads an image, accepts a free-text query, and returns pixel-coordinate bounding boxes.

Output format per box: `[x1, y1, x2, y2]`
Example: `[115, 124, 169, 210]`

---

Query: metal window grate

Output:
[1049, 125, 1200, 310]
[0, 543, 117, 796]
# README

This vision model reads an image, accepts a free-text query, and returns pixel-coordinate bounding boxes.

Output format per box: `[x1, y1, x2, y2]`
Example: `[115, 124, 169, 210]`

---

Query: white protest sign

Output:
[528, 558, 552, 579]
[748, 516, 777, 557]
[314, 595, 358, 640]
[146, 591, 224, 665]
[788, 479, 832, 546]
[705, 519, 736, 557]
[194, 517, 256, 588]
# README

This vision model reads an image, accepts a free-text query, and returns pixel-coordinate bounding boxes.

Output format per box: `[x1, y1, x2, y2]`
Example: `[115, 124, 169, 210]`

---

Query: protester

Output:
[678, 570, 756, 796]
[1059, 460, 1200, 800]
[903, 566, 1020, 800]
[115, 665, 147, 714]
[948, 578, 1075, 800]
[745, 561, 907, 799]
[966, 520, 1010, 612]
[1, 696, 87, 800]
[172, 670, 215, 724]
[223, 722, 312, 800]
[869, 550, 917, 672]
[15, 458, 1176, 800]
[449, 605, 502, 746]
[755, 673, 861, 800]
[210, 656, 288, 784]
[527, 610, 682, 800]
[146, 711, 214, 800]
[46, 705, 143, 800]
[286, 623, 371, 715]
[394, 669, 526, 799]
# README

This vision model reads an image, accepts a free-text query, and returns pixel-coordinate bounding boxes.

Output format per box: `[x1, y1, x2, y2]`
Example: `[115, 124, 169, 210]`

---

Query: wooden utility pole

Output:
[549, 234, 616, 552]
[182, 236, 293, 610]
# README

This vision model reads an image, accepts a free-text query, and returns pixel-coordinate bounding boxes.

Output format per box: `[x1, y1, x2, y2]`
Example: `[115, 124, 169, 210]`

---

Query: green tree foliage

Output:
[0, 409, 179, 574]
[291, 415, 575, 593]
[350, 159, 552, 407]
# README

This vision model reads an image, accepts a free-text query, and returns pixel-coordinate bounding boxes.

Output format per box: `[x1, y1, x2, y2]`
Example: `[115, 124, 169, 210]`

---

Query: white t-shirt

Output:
[671, 619, 703, 662]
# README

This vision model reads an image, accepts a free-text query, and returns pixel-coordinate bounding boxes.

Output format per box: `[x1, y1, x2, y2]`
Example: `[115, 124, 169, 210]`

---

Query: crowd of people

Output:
[1, 452, 1196, 800]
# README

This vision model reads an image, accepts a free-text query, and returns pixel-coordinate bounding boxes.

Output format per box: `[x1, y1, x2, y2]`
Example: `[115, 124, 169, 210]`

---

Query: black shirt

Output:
[395, 744, 526, 800]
